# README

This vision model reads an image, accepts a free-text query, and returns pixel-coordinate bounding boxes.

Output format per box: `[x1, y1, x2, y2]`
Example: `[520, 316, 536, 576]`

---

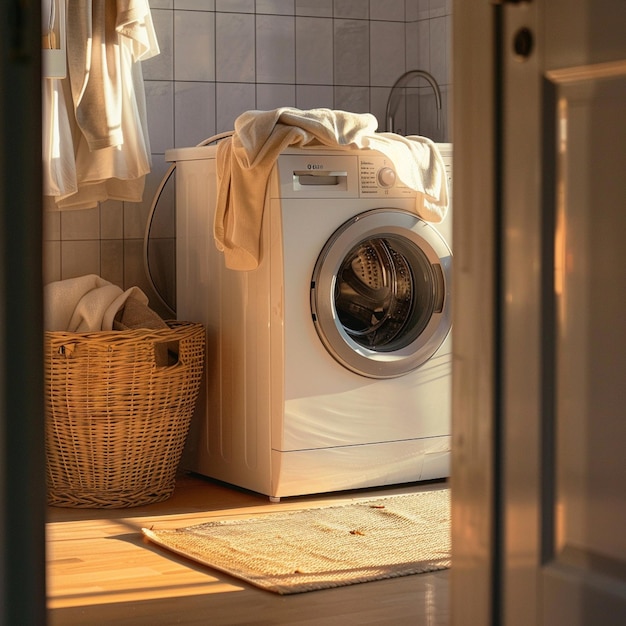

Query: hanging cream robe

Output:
[43, 0, 159, 210]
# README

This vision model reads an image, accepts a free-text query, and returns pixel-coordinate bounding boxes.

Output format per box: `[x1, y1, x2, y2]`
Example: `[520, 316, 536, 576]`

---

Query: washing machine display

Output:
[311, 208, 452, 378]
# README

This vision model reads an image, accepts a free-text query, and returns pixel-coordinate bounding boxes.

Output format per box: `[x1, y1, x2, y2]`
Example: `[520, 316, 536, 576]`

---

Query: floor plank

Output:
[47, 474, 450, 625]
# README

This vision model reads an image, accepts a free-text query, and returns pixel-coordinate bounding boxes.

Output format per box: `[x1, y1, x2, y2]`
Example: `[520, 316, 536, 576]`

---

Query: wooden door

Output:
[500, 1, 626, 624]
[451, 1, 626, 625]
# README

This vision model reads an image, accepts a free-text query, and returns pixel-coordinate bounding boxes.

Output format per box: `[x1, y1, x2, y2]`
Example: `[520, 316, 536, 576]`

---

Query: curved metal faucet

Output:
[385, 69, 442, 135]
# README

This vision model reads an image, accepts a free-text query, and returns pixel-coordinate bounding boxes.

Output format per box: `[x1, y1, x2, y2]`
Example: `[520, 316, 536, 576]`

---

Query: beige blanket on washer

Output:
[215, 108, 449, 271]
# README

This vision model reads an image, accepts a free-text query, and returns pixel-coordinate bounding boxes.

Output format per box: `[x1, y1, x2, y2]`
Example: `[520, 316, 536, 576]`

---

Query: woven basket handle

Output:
[57, 343, 76, 357]
[154, 339, 180, 368]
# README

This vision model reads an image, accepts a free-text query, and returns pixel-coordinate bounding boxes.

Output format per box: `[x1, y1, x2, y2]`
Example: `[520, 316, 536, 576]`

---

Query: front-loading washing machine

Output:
[168, 142, 453, 500]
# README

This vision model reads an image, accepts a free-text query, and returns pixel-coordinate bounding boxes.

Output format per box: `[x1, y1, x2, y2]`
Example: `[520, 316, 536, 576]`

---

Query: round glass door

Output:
[311, 208, 452, 378]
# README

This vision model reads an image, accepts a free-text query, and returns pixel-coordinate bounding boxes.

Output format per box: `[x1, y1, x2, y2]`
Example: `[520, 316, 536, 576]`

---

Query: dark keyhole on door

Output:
[513, 27, 534, 58]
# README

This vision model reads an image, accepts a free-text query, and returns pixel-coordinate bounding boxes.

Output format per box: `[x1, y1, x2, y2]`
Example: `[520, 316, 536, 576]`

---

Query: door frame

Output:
[450, 0, 499, 624]
[1, 2, 47, 625]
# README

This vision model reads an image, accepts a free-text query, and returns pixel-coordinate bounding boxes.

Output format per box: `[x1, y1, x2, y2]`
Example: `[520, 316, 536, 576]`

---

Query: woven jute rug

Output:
[142, 488, 450, 594]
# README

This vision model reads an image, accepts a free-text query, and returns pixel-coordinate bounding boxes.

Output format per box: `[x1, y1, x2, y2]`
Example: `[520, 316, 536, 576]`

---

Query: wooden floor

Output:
[47, 473, 450, 625]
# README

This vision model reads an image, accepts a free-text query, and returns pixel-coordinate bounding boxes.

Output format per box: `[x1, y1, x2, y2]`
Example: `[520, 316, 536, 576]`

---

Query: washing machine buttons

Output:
[377, 167, 396, 188]
[359, 157, 414, 197]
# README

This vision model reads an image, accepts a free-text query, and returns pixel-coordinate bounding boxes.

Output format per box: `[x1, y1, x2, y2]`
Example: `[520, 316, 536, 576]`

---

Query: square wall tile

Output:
[295, 0, 332, 17]
[174, 10, 215, 81]
[123, 239, 150, 293]
[429, 15, 450, 85]
[145, 80, 174, 154]
[100, 200, 124, 239]
[175, 81, 216, 148]
[369, 0, 405, 21]
[60, 207, 100, 240]
[370, 21, 406, 86]
[296, 85, 334, 110]
[176, 0, 214, 9]
[405, 20, 419, 65]
[256, 15, 295, 84]
[100, 240, 124, 286]
[416, 18, 431, 69]
[124, 202, 149, 241]
[256, 0, 295, 14]
[215, 13, 255, 82]
[215, 0, 254, 12]
[334, 0, 368, 19]
[334, 86, 371, 114]
[216, 83, 256, 132]
[61, 240, 100, 279]
[296, 17, 333, 85]
[256, 84, 296, 110]
[334, 20, 370, 86]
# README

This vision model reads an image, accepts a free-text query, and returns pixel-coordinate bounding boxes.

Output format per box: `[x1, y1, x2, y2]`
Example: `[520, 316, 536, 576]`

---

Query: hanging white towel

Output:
[215, 107, 449, 271]
[66, 1, 124, 150]
[43, 0, 159, 211]
[54, 42, 153, 209]
[42, 77, 78, 199]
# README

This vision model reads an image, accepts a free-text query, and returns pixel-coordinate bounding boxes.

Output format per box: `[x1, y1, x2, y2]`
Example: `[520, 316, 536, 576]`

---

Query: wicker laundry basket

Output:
[44, 321, 205, 508]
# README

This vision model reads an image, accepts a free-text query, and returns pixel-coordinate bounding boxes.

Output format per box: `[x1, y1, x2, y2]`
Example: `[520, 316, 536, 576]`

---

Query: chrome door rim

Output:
[310, 208, 452, 378]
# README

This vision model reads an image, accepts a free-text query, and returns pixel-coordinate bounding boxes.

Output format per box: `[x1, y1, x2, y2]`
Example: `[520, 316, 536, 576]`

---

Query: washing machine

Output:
[168, 142, 453, 500]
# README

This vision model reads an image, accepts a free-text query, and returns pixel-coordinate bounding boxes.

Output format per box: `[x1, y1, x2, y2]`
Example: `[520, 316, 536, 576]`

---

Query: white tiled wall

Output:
[43, 0, 452, 317]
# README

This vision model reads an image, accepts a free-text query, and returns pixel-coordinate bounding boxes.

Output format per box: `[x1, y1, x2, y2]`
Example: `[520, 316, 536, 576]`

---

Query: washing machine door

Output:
[310, 208, 452, 379]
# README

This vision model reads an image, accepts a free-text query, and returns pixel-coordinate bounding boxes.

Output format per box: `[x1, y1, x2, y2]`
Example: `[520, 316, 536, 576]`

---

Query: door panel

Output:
[501, 1, 626, 625]
[544, 64, 626, 626]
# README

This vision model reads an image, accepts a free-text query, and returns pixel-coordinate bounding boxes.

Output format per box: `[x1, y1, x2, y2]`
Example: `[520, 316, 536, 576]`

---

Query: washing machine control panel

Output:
[358, 156, 416, 198]
[274, 150, 420, 199]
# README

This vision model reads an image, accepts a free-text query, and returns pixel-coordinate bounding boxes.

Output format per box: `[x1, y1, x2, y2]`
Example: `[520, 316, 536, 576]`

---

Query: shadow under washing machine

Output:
[169, 143, 453, 500]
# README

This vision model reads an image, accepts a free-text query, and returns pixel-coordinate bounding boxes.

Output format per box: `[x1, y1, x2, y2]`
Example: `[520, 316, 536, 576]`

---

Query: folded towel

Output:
[114, 296, 175, 364]
[113, 295, 168, 331]
[214, 107, 449, 271]
[44, 274, 151, 332]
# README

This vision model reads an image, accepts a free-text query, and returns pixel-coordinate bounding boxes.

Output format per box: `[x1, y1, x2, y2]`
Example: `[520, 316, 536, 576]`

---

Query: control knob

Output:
[377, 166, 396, 188]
